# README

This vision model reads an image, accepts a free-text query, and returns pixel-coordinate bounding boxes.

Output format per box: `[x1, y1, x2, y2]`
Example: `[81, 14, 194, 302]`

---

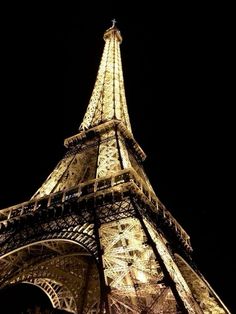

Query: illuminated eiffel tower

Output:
[0, 21, 230, 314]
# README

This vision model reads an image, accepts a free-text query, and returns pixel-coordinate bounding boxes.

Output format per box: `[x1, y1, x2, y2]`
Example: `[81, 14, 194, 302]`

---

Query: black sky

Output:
[0, 6, 234, 312]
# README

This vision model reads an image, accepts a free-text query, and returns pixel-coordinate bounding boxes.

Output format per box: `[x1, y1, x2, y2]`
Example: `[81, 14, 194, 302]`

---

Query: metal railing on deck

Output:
[0, 168, 191, 250]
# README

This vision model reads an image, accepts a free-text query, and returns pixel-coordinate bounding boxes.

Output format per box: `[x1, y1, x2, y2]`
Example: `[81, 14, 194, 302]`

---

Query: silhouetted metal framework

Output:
[0, 23, 230, 314]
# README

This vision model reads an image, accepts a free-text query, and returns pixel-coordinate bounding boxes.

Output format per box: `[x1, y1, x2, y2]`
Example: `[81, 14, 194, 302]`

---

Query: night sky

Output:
[0, 6, 234, 313]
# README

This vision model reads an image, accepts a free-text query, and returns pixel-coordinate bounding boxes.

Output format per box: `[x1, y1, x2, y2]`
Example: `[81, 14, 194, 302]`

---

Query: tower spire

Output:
[79, 22, 132, 133]
[111, 18, 117, 27]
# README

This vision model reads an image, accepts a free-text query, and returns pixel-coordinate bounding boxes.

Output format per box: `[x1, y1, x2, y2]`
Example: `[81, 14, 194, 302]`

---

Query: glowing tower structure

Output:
[0, 22, 230, 314]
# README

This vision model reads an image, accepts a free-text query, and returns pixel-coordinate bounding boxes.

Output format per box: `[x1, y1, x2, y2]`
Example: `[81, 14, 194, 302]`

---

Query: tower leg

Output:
[133, 203, 187, 314]
[133, 199, 203, 314]
[94, 210, 110, 314]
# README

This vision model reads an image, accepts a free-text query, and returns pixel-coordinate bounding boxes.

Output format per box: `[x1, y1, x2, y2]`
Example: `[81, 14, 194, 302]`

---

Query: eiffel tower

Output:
[0, 22, 231, 314]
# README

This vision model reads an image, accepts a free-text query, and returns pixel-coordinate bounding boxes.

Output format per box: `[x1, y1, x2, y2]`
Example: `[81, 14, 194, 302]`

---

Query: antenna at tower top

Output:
[111, 18, 117, 27]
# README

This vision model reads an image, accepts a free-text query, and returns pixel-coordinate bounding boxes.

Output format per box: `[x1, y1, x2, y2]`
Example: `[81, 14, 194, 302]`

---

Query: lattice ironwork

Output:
[79, 25, 132, 133]
[99, 218, 178, 313]
[0, 241, 100, 313]
[0, 22, 230, 314]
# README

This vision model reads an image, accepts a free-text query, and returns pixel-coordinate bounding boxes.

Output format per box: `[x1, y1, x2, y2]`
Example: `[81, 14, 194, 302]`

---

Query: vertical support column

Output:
[96, 130, 121, 178]
[132, 199, 192, 314]
[93, 210, 110, 314]
[116, 126, 131, 169]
